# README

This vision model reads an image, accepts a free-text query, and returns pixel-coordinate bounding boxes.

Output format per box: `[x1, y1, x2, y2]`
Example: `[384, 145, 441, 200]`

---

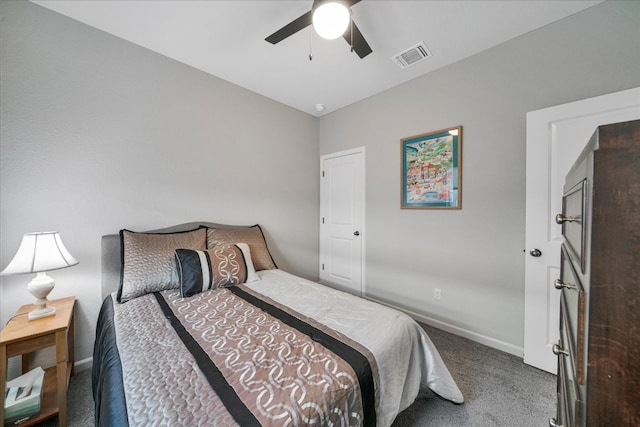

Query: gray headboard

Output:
[100, 222, 245, 300]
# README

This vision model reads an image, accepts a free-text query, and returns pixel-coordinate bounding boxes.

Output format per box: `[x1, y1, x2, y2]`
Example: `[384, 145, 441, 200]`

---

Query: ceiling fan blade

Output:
[343, 20, 372, 58]
[265, 10, 313, 44]
[313, 0, 361, 9]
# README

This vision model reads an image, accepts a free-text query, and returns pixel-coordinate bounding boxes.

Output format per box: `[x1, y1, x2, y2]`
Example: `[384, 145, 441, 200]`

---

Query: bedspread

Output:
[93, 270, 463, 427]
[246, 270, 464, 425]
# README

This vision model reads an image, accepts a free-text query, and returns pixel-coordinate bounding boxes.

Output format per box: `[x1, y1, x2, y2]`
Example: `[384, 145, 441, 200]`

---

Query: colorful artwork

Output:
[401, 126, 462, 209]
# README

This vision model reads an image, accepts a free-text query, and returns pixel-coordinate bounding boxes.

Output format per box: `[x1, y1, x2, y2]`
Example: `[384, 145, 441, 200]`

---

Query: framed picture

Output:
[401, 126, 462, 209]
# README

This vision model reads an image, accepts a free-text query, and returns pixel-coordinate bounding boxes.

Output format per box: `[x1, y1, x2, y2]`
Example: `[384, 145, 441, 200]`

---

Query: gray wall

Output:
[319, 0, 640, 352]
[1, 0, 638, 367]
[0, 1, 319, 366]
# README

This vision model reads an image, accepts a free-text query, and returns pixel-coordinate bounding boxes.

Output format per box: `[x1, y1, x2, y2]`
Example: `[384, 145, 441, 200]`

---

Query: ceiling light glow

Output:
[312, 2, 350, 40]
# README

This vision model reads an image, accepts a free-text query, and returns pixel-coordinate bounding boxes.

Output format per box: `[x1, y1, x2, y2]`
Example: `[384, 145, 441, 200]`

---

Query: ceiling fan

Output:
[265, 0, 372, 59]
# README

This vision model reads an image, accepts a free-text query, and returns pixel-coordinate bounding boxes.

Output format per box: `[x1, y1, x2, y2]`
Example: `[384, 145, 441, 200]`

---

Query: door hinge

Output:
[322, 170, 325, 177]
[322, 217, 325, 224]
[322, 264, 325, 270]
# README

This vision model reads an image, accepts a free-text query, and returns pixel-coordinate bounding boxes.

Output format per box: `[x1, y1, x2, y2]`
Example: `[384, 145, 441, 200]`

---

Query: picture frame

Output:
[401, 126, 462, 209]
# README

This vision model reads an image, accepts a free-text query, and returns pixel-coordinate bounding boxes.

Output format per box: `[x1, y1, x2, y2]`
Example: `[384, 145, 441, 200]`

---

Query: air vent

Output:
[392, 42, 432, 69]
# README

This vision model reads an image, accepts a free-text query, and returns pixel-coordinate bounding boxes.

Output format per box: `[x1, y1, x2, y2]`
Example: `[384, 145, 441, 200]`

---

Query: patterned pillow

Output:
[118, 228, 207, 303]
[176, 245, 249, 298]
[235, 242, 260, 283]
[206, 225, 277, 271]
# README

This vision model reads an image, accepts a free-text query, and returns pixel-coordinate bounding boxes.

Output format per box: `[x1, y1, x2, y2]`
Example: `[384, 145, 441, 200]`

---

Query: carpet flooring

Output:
[38, 323, 555, 426]
[391, 324, 556, 426]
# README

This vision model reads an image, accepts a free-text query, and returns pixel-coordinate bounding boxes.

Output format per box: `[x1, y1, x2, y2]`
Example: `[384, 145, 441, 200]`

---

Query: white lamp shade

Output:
[1, 231, 78, 275]
[312, 2, 350, 40]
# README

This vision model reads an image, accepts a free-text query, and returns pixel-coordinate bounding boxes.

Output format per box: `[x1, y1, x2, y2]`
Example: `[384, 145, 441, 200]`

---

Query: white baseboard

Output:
[365, 296, 524, 357]
[74, 357, 93, 373]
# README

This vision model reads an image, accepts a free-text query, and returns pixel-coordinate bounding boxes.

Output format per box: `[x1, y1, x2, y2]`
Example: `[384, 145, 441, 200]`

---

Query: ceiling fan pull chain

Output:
[309, 27, 313, 61]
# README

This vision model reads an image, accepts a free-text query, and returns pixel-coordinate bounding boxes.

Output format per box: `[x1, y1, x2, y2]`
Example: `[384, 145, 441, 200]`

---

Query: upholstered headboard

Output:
[100, 222, 246, 300]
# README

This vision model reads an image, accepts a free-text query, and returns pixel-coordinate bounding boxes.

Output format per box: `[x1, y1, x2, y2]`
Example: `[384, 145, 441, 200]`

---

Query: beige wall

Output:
[319, 0, 640, 353]
[0, 1, 319, 366]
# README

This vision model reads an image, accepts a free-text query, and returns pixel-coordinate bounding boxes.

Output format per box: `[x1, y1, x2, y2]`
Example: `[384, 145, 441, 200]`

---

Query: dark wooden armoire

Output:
[550, 119, 639, 427]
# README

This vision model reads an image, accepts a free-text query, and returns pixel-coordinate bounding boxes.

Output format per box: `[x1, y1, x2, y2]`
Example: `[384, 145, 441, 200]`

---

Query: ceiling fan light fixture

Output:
[312, 2, 350, 40]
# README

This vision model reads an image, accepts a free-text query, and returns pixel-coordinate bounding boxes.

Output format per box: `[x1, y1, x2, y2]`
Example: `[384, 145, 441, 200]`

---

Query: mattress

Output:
[93, 269, 463, 426]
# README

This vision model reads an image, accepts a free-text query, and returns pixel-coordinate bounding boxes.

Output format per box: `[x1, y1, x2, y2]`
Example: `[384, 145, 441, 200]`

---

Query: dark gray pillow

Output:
[175, 245, 248, 298]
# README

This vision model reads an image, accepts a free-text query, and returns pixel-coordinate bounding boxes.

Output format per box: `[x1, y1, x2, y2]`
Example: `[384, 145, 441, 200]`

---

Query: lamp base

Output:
[28, 305, 56, 320]
[27, 271, 56, 321]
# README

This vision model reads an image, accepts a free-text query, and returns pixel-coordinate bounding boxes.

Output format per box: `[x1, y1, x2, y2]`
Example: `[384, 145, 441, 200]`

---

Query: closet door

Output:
[319, 148, 365, 296]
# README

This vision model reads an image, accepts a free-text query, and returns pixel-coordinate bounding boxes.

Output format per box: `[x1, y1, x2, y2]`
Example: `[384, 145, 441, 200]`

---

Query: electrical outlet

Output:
[434, 288, 441, 301]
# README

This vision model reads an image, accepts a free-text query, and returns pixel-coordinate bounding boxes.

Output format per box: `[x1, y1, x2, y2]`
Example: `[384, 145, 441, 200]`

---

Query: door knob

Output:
[554, 279, 576, 291]
[529, 248, 542, 257]
[552, 343, 569, 357]
[549, 417, 563, 427]
[555, 213, 578, 224]
[353, 231, 360, 236]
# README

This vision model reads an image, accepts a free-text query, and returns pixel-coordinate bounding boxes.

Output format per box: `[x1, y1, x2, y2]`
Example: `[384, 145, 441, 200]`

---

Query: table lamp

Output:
[1, 232, 78, 320]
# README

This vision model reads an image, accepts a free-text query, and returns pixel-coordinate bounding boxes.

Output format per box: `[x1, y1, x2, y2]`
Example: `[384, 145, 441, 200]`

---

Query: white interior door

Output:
[319, 148, 365, 296]
[524, 87, 640, 373]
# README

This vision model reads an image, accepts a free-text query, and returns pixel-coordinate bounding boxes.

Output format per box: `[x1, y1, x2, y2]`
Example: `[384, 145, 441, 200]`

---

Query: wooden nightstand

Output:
[0, 296, 75, 427]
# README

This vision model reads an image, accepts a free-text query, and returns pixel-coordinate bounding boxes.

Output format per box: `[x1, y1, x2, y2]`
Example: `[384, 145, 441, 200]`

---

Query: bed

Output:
[92, 222, 463, 426]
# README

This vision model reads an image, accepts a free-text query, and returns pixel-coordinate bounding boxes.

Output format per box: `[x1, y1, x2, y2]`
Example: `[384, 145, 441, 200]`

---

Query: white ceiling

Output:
[32, 0, 603, 117]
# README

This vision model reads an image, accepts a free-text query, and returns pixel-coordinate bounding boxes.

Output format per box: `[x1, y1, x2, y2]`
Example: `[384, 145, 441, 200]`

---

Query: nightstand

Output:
[0, 296, 75, 427]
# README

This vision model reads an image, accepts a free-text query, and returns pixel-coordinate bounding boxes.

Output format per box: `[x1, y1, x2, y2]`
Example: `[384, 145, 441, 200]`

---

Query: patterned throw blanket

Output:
[114, 287, 376, 426]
